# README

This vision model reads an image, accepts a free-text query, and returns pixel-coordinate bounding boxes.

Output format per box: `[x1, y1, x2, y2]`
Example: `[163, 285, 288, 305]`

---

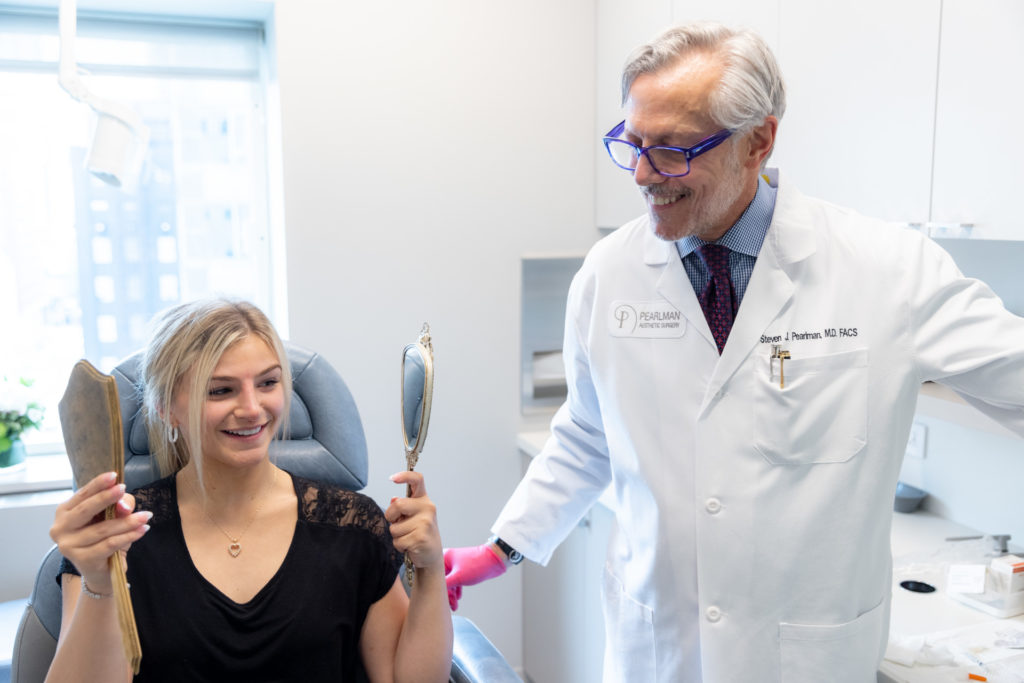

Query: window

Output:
[0, 8, 284, 448]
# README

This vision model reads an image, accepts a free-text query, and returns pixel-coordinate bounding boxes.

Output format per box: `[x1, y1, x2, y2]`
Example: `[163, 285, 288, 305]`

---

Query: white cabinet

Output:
[670, 0, 778, 49]
[931, 0, 1024, 239]
[521, 506, 613, 683]
[521, 515, 589, 683]
[775, 0, 1024, 238]
[518, 442, 614, 683]
[772, 0, 941, 224]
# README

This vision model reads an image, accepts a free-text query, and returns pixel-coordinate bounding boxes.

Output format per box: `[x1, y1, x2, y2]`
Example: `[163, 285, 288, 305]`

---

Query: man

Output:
[445, 22, 1024, 682]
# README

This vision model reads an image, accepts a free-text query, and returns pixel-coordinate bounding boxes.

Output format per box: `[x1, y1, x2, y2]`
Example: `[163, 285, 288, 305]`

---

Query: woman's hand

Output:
[385, 471, 442, 571]
[366, 472, 452, 683]
[49, 472, 151, 592]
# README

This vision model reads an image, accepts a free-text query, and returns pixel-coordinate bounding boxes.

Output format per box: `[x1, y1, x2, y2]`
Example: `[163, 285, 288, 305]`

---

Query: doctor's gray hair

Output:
[621, 22, 786, 135]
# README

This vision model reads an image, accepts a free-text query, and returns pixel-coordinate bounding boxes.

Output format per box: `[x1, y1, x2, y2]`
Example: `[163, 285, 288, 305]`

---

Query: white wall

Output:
[900, 414, 1024, 549]
[273, 0, 598, 668]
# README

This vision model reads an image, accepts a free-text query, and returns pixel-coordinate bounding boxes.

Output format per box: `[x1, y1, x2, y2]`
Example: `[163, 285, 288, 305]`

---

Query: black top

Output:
[60, 473, 403, 682]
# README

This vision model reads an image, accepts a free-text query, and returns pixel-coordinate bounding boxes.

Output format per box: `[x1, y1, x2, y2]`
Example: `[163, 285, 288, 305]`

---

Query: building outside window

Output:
[0, 7, 284, 449]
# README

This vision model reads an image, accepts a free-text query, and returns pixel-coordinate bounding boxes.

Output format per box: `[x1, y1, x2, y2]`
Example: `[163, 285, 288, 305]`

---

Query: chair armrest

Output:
[450, 615, 521, 683]
[11, 604, 57, 683]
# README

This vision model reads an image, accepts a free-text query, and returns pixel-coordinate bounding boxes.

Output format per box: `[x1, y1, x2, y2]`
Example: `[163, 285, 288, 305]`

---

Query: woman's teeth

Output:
[226, 426, 262, 436]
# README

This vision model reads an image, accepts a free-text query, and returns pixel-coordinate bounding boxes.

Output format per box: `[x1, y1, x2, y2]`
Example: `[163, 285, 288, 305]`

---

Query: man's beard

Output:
[643, 152, 746, 243]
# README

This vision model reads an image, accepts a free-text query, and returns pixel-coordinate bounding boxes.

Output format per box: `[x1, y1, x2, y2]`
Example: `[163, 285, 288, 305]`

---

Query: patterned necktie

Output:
[696, 244, 737, 354]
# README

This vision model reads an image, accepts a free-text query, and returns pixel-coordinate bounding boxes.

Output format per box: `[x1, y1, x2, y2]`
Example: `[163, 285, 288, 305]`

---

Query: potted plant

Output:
[0, 376, 44, 469]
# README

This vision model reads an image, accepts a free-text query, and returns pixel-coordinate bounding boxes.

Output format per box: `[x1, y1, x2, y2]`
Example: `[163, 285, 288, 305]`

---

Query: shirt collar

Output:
[675, 176, 777, 259]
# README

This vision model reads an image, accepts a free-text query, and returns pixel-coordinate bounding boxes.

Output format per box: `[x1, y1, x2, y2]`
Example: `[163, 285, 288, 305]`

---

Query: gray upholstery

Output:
[11, 342, 519, 682]
[450, 616, 521, 683]
[10, 549, 60, 683]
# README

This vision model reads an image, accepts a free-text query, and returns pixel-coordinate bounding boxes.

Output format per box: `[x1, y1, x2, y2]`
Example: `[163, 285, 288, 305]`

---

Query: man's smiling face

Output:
[624, 52, 754, 243]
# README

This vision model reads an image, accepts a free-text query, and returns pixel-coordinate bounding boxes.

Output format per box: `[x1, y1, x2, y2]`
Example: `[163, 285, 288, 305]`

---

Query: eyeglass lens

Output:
[605, 140, 690, 176]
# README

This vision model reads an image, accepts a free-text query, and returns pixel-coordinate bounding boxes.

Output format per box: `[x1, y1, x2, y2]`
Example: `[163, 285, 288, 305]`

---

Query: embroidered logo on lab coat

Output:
[609, 301, 686, 338]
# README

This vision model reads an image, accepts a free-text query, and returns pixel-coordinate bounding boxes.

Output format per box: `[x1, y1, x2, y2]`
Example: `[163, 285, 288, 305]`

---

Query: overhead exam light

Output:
[58, 0, 149, 188]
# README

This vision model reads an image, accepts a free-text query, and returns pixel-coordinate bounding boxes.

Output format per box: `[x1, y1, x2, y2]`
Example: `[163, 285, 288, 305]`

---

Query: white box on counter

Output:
[991, 554, 1024, 594]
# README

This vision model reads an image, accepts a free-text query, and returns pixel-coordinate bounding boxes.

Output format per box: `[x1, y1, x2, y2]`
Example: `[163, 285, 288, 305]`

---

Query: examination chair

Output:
[11, 342, 519, 683]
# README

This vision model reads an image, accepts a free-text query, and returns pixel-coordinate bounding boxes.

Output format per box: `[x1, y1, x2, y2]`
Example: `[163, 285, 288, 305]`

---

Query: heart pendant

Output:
[228, 542, 241, 557]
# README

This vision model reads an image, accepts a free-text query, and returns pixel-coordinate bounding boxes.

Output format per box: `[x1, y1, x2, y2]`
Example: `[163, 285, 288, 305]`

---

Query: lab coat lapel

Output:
[645, 232, 716, 349]
[699, 178, 817, 416]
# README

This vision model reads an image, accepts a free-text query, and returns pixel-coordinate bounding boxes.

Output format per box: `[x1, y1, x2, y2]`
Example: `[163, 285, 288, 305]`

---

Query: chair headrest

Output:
[110, 341, 368, 491]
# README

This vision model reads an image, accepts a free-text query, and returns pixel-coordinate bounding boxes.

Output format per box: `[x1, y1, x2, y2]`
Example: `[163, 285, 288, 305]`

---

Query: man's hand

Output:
[443, 543, 508, 611]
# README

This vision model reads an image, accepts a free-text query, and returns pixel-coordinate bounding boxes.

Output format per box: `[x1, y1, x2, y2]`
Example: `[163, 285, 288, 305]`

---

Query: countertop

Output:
[883, 512, 1024, 682]
[0, 453, 72, 500]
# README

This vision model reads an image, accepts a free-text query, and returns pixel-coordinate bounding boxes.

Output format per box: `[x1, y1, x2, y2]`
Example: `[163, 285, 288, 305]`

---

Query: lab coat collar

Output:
[762, 168, 816, 266]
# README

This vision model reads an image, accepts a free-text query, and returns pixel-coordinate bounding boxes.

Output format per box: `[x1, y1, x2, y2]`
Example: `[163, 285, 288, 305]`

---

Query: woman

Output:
[46, 299, 452, 682]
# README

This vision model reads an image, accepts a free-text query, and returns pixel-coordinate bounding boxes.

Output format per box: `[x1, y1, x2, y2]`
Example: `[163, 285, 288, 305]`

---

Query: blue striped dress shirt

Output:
[675, 177, 777, 307]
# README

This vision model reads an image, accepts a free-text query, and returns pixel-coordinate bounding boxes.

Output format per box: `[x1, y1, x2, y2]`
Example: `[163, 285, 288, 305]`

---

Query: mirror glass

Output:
[401, 325, 433, 458]
[402, 346, 427, 451]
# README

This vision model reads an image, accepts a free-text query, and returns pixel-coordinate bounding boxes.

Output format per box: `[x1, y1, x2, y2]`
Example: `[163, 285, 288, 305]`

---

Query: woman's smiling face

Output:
[171, 335, 285, 470]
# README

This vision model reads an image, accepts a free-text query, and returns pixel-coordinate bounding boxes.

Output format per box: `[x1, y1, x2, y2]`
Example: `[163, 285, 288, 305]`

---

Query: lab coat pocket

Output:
[779, 599, 886, 683]
[602, 566, 655, 681]
[754, 348, 868, 465]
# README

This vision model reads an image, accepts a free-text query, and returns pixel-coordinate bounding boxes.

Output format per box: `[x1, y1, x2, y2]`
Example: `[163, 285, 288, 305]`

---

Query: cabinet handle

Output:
[925, 223, 970, 239]
[906, 222, 976, 238]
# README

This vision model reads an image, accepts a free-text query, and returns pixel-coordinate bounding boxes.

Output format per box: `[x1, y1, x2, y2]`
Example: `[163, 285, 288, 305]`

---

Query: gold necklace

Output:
[185, 467, 277, 558]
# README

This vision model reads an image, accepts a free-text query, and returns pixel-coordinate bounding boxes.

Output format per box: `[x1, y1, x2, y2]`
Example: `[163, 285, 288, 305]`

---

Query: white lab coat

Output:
[493, 173, 1024, 682]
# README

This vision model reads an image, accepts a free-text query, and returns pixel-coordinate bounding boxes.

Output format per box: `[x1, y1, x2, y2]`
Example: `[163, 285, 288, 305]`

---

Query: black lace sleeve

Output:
[131, 476, 177, 519]
[294, 476, 404, 581]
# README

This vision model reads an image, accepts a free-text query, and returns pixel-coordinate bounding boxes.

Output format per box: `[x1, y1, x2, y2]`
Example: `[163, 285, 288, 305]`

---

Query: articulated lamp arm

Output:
[58, 0, 149, 187]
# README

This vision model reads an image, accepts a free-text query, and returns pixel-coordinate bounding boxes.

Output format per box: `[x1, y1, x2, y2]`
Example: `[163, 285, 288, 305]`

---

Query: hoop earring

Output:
[167, 424, 179, 444]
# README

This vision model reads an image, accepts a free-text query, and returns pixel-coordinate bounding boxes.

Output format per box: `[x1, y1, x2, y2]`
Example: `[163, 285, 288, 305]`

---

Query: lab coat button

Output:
[705, 498, 722, 514]
[706, 606, 722, 622]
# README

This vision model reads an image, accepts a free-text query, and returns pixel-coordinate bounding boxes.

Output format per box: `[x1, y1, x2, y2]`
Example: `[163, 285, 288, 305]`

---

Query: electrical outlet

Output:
[905, 422, 927, 459]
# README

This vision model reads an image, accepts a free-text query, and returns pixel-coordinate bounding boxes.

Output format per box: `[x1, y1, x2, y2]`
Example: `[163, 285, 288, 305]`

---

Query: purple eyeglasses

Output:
[602, 121, 733, 177]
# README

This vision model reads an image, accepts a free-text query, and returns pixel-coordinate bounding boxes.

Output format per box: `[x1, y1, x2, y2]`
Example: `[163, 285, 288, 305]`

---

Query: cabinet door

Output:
[521, 505, 615, 683]
[580, 502, 615, 683]
[773, 0, 940, 223]
[595, 0, 673, 230]
[930, 0, 1024, 239]
[671, 0, 779, 52]
[522, 518, 590, 683]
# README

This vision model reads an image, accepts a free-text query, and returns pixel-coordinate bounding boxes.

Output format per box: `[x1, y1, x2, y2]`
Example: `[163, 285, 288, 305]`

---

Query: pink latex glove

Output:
[443, 544, 507, 611]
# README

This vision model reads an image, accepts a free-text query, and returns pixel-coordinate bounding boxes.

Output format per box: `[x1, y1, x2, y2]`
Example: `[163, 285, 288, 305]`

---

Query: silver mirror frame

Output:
[400, 323, 433, 587]
[401, 323, 434, 470]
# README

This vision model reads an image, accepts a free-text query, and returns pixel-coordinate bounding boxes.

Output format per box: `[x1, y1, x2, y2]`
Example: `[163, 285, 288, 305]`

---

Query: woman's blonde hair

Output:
[141, 299, 292, 477]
